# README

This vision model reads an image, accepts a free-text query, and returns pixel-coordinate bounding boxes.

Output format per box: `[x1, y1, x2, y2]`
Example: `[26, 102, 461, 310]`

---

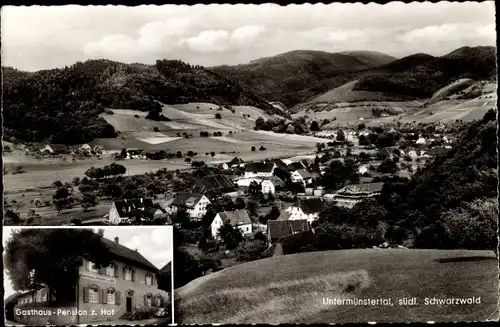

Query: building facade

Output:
[211, 209, 253, 239]
[12, 237, 170, 325]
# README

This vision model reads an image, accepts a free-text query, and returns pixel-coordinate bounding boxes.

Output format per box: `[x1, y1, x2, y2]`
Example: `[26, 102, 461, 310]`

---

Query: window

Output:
[107, 264, 115, 277]
[145, 274, 153, 286]
[107, 290, 115, 304]
[125, 268, 132, 281]
[156, 296, 161, 307]
[146, 295, 152, 306]
[89, 288, 99, 303]
[87, 261, 99, 273]
[41, 290, 47, 302]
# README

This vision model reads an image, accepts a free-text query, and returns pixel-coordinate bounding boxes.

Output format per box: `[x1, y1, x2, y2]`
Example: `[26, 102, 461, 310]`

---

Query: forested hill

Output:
[382, 109, 498, 244]
[3, 59, 276, 145]
[211, 50, 396, 107]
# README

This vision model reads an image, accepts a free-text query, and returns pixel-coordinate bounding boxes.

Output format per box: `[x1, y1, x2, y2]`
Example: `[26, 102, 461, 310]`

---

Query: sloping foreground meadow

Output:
[175, 249, 499, 323]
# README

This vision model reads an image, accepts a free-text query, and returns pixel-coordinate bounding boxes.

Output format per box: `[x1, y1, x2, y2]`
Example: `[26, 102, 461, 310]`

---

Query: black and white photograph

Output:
[1, 1, 498, 324]
[3, 226, 174, 325]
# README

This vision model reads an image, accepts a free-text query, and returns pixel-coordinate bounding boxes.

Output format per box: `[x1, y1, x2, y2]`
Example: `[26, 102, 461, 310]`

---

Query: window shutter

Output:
[99, 289, 104, 304]
[85, 261, 89, 271]
[123, 267, 126, 279]
[99, 266, 106, 275]
[102, 289, 107, 304]
[115, 291, 121, 305]
[160, 296, 164, 307]
[143, 294, 147, 305]
[131, 269, 135, 281]
[82, 287, 88, 303]
[114, 265, 118, 278]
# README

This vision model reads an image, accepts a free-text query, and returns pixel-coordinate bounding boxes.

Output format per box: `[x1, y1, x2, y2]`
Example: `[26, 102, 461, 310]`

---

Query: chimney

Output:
[114, 237, 119, 244]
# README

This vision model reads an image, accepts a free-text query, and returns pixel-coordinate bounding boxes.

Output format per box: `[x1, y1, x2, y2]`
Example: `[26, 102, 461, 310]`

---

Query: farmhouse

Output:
[211, 209, 253, 239]
[227, 157, 245, 168]
[334, 182, 384, 208]
[415, 136, 427, 145]
[40, 144, 67, 154]
[358, 165, 369, 175]
[291, 169, 313, 186]
[108, 198, 166, 225]
[286, 161, 308, 172]
[244, 162, 276, 178]
[267, 219, 310, 244]
[263, 230, 315, 257]
[12, 236, 170, 325]
[170, 192, 211, 220]
[192, 174, 235, 194]
[80, 143, 92, 152]
[285, 198, 326, 223]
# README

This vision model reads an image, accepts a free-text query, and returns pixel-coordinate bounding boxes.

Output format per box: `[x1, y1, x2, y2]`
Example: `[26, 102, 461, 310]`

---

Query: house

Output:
[261, 179, 275, 195]
[244, 162, 276, 178]
[270, 158, 286, 168]
[12, 236, 170, 325]
[220, 163, 230, 170]
[40, 144, 67, 154]
[267, 219, 310, 243]
[170, 192, 211, 220]
[358, 165, 369, 175]
[108, 198, 161, 225]
[285, 198, 326, 223]
[415, 136, 427, 145]
[211, 209, 253, 239]
[126, 148, 144, 159]
[80, 143, 92, 152]
[407, 148, 428, 159]
[192, 174, 235, 194]
[291, 169, 313, 186]
[227, 157, 245, 168]
[334, 182, 384, 208]
[286, 162, 307, 172]
[263, 230, 315, 257]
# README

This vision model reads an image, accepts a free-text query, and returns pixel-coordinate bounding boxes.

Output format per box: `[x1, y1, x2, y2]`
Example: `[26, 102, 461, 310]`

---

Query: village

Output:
[4, 122, 457, 264]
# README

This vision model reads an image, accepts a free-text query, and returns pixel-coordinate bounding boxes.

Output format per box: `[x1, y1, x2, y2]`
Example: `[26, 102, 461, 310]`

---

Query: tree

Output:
[53, 187, 70, 215]
[247, 200, 258, 217]
[4, 229, 113, 304]
[310, 121, 320, 131]
[72, 177, 80, 186]
[210, 152, 215, 158]
[248, 181, 262, 199]
[378, 158, 399, 174]
[234, 239, 268, 261]
[215, 113, 222, 119]
[251, 146, 256, 151]
[234, 197, 246, 210]
[336, 129, 345, 142]
[81, 193, 98, 212]
[218, 221, 244, 250]
[5, 210, 21, 224]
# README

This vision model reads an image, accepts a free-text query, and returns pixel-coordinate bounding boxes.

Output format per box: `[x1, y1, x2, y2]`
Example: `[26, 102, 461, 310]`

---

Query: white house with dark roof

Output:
[244, 162, 276, 178]
[291, 169, 313, 186]
[334, 182, 384, 208]
[170, 192, 211, 219]
[108, 198, 164, 225]
[285, 198, 326, 223]
[40, 144, 68, 154]
[211, 209, 253, 239]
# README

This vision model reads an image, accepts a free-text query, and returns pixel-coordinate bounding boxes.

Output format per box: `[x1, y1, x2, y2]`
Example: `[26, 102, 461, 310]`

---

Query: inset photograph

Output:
[3, 226, 173, 325]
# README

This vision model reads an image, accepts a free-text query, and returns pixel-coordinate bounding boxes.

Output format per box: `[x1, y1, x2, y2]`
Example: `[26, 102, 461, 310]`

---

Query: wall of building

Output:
[77, 259, 169, 323]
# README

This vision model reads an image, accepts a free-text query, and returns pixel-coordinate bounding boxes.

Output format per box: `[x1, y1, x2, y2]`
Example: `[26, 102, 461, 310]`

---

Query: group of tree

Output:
[254, 116, 309, 135]
[85, 163, 126, 179]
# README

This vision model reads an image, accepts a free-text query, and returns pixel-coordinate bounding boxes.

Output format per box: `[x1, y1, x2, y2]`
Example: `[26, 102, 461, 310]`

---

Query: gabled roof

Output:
[298, 198, 325, 214]
[274, 230, 315, 255]
[217, 209, 252, 226]
[267, 219, 310, 241]
[47, 144, 67, 151]
[261, 176, 286, 187]
[245, 162, 275, 173]
[228, 157, 245, 166]
[192, 174, 235, 193]
[276, 211, 293, 221]
[101, 237, 158, 272]
[339, 182, 384, 194]
[286, 162, 306, 171]
[270, 158, 286, 167]
[113, 198, 155, 218]
[171, 192, 205, 208]
[295, 169, 312, 179]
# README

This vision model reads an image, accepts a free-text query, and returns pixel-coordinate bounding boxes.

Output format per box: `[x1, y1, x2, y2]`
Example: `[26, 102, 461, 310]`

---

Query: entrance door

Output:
[126, 297, 132, 312]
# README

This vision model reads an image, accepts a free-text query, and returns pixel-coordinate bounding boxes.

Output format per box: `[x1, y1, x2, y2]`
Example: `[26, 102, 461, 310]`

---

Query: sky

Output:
[1, 2, 496, 71]
[2, 226, 173, 297]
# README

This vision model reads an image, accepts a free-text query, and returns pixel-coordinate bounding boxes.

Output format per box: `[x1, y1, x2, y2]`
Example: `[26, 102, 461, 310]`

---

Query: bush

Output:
[215, 113, 222, 119]
[251, 146, 256, 151]
[70, 218, 82, 225]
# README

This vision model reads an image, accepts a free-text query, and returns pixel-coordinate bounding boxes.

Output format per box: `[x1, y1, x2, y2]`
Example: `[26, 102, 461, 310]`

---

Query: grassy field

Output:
[175, 249, 499, 324]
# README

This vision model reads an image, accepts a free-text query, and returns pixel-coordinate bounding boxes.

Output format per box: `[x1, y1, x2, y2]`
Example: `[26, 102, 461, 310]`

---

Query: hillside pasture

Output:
[176, 249, 498, 324]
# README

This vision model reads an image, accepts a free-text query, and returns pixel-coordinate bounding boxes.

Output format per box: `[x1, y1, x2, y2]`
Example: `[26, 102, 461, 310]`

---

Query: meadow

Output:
[175, 249, 499, 324]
